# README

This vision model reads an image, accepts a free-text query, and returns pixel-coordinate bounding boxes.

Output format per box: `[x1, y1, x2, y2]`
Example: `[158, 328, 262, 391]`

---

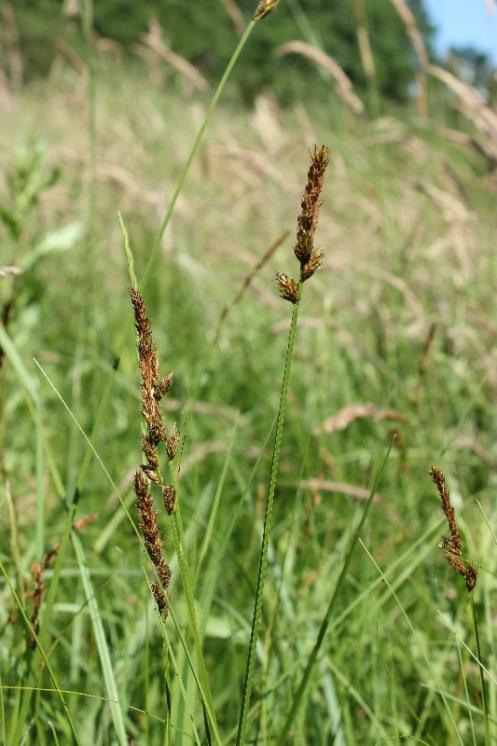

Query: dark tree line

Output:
[0, 0, 455, 104]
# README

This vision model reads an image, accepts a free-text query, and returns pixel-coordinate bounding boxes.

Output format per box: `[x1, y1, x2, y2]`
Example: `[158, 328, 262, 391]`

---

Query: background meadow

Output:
[1, 1, 497, 743]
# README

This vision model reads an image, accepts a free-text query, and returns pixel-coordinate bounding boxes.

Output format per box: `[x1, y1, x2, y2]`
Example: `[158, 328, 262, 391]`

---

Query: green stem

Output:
[236, 283, 303, 746]
[142, 19, 256, 288]
[167, 461, 222, 745]
[472, 595, 490, 743]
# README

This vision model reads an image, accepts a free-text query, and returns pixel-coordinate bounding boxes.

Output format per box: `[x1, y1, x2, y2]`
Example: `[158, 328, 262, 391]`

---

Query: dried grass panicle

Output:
[129, 287, 177, 616]
[28, 514, 96, 648]
[429, 465, 477, 592]
[276, 145, 330, 302]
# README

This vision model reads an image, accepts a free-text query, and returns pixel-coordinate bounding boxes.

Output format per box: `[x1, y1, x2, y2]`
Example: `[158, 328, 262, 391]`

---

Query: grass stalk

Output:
[236, 286, 302, 746]
[168, 477, 223, 745]
[237, 143, 330, 745]
[472, 596, 490, 743]
[142, 17, 257, 287]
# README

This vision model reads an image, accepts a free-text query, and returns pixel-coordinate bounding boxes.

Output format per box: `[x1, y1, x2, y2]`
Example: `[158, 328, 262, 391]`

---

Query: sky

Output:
[425, 0, 497, 63]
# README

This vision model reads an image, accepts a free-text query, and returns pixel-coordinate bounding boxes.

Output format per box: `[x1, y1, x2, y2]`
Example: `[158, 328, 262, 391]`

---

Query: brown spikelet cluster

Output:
[254, 0, 279, 21]
[134, 471, 171, 613]
[276, 145, 330, 303]
[276, 272, 298, 305]
[129, 288, 178, 617]
[429, 465, 477, 592]
[28, 514, 96, 648]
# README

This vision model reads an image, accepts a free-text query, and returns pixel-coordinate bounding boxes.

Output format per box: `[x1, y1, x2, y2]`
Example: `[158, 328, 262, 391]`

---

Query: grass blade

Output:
[276, 441, 392, 744]
[0, 558, 81, 745]
[71, 534, 128, 745]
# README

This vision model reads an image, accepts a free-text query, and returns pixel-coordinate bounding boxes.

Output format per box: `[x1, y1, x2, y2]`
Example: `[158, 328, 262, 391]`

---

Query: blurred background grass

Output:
[1, 1, 497, 744]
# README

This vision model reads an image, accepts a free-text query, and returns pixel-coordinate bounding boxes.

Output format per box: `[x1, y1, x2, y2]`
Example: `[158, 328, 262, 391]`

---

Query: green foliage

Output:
[1, 63, 497, 742]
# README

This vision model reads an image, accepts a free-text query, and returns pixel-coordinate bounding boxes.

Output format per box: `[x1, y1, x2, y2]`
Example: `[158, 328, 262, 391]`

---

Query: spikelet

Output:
[276, 272, 298, 304]
[254, 0, 279, 21]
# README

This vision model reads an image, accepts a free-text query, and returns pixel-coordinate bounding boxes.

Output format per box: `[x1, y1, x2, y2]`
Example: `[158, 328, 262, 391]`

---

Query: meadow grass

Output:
[1, 16, 497, 744]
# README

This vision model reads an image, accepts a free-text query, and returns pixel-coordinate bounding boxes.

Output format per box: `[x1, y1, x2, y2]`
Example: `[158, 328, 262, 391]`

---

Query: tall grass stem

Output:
[142, 19, 256, 287]
[472, 596, 490, 743]
[236, 282, 302, 745]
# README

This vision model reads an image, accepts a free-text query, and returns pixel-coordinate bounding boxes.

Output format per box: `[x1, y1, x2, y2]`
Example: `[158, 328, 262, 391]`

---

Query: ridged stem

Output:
[236, 282, 303, 746]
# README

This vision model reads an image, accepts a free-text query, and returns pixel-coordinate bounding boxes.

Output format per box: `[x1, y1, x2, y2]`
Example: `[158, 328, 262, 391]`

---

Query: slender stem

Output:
[169, 507, 222, 745]
[472, 595, 490, 743]
[236, 283, 303, 746]
[142, 20, 256, 288]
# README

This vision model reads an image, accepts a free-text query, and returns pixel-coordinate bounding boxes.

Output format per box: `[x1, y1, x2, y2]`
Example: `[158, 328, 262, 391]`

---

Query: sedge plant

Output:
[236, 144, 331, 745]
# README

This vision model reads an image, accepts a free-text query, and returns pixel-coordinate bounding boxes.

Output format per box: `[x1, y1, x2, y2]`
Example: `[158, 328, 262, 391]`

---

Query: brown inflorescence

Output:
[429, 465, 477, 592]
[276, 272, 298, 304]
[129, 288, 177, 617]
[134, 471, 170, 613]
[276, 145, 330, 303]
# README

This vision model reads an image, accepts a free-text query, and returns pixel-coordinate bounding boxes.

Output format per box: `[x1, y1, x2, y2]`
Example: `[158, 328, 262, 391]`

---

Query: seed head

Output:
[276, 272, 298, 304]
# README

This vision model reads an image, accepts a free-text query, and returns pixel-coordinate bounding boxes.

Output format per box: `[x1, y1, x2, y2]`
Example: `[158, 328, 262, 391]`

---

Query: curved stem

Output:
[142, 20, 256, 288]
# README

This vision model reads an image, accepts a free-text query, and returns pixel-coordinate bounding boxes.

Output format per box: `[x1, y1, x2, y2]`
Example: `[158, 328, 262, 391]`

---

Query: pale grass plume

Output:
[428, 64, 497, 163]
[139, 17, 208, 92]
[275, 41, 364, 114]
[0, 266, 22, 279]
[299, 478, 381, 503]
[315, 403, 406, 435]
[222, 0, 245, 34]
[389, 0, 429, 69]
